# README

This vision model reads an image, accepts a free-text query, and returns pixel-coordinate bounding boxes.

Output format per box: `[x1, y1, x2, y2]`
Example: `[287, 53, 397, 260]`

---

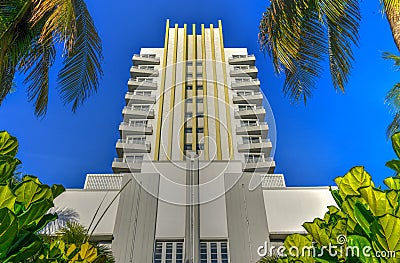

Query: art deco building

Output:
[54, 20, 335, 263]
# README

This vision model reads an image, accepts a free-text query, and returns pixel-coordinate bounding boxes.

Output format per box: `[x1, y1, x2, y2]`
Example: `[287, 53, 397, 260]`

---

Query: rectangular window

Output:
[197, 144, 205, 150]
[184, 144, 192, 150]
[196, 98, 204, 103]
[186, 73, 193, 78]
[197, 127, 204, 133]
[186, 85, 193, 90]
[129, 120, 148, 127]
[153, 241, 184, 263]
[185, 112, 193, 118]
[200, 241, 229, 263]
[184, 128, 192, 133]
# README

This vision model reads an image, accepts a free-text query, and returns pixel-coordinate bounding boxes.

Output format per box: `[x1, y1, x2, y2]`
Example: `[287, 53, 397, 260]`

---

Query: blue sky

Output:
[0, 0, 398, 188]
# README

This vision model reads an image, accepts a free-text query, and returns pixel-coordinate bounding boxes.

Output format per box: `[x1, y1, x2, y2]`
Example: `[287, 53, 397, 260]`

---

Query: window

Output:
[134, 91, 152, 96]
[141, 54, 156, 58]
[184, 128, 192, 133]
[200, 241, 229, 263]
[186, 61, 193, 66]
[138, 65, 155, 70]
[137, 77, 154, 83]
[132, 105, 150, 111]
[242, 136, 261, 144]
[184, 144, 192, 150]
[186, 98, 193, 103]
[124, 155, 143, 163]
[186, 73, 193, 78]
[129, 120, 148, 127]
[197, 85, 203, 90]
[245, 154, 264, 163]
[240, 120, 257, 127]
[238, 105, 255, 111]
[185, 112, 193, 118]
[126, 136, 146, 144]
[197, 127, 204, 133]
[153, 241, 184, 263]
[233, 65, 250, 70]
[186, 85, 193, 90]
[197, 98, 204, 103]
[196, 73, 203, 78]
[197, 144, 205, 150]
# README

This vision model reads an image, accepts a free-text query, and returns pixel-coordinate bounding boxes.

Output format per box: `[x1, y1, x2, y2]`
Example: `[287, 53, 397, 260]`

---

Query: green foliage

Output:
[0, 131, 110, 262]
[0, 0, 103, 117]
[383, 53, 400, 138]
[271, 132, 400, 263]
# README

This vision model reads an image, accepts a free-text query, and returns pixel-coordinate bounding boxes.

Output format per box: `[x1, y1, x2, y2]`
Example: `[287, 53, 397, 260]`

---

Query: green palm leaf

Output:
[259, 0, 361, 102]
[57, 0, 103, 112]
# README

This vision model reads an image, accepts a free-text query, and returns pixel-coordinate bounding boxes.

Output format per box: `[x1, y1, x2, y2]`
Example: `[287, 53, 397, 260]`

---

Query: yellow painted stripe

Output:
[210, 24, 222, 160]
[167, 24, 179, 160]
[180, 24, 187, 160]
[201, 24, 209, 160]
[154, 19, 170, 160]
[192, 24, 197, 152]
[218, 20, 233, 159]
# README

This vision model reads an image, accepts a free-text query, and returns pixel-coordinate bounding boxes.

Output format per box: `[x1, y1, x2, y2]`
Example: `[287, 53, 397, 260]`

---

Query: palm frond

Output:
[323, 0, 361, 92]
[381, 0, 400, 51]
[21, 38, 56, 117]
[383, 51, 400, 69]
[31, 0, 76, 52]
[259, 0, 360, 102]
[57, 0, 103, 112]
[387, 112, 400, 138]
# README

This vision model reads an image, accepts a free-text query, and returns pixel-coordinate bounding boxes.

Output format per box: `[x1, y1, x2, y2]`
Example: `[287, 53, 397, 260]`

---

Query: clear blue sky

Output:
[0, 0, 398, 188]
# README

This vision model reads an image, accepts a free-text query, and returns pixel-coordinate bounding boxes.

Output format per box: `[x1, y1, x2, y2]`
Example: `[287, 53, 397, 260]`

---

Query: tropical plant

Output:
[0, 130, 108, 262]
[258, 254, 280, 262]
[268, 132, 400, 263]
[259, 0, 400, 103]
[0, 0, 103, 116]
[383, 52, 400, 137]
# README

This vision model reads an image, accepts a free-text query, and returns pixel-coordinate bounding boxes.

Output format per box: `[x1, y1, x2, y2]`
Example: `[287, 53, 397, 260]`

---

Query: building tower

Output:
[85, 20, 287, 263]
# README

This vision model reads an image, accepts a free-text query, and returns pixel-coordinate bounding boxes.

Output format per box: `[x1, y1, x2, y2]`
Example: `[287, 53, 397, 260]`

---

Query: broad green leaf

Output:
[391, 132, 400, 159]
[303, 220, 331, 247]
[34, 213, 57, 233]
[335, 167, 373, 199]
[22, 175, 41, 184]
[0, 131, 18, 158]
[0, 156, 20, 184]
[359, 187, 393, 216]
[4, 232, 42, 263]
[0, 208, 18, 259]
[51, 184, 65, 199]
[0, 185, 16, 211]
[384, 177, 400, 190]
[371, 214, 400, 252]
[354, 201, 375, 238]
[347, 235, 379, 263]
[330, 188, 343, 207]
[17, 199, 53, 230]
[14, 180, 53, 209]
[386, 160, 400, 173]
[283, 234, 315, 262]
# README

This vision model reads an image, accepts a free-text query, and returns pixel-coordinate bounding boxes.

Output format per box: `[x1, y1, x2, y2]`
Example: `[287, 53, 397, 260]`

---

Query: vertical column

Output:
[201, 24, 209, 160]
[167, 24, 179, 160]
[154, 20, 170, 160]
[210, 24, 222, 160]
[185, 152, 200, 263]
[180, 24, 188, 160]
[218, 20, 234, 160]
[191, 24, 197, 153]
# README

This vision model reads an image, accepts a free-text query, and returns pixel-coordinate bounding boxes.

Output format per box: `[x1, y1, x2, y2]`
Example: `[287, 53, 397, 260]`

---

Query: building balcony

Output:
[238, 139, 272, 154]
[122, 106, 155, 119]
[127, 78, 158, 91]
[261, 174, 286, 188]
[112, 158, 142, 174]
[228, 54, 256, 66]
[242, 156, 275, 173]
[230, 66, 258, 78]
[132, 54, 160, 66]
[233, 92, 263, 105]
[130, 66, 159, 78]
[231, 79, 260, 91]
[236, 122, 269, 136]
[116, 139, 151, 157]
[234, 106, 266, 120]
[125, 92, 156, 105]
[119, 122, 153, 137]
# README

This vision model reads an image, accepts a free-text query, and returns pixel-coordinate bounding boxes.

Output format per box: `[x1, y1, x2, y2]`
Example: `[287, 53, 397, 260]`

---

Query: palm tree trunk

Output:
[384, 3, 400, 52]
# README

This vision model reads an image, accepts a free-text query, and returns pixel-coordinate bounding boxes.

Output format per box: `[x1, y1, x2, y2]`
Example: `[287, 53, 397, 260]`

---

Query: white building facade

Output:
[54, 21, 335, 263]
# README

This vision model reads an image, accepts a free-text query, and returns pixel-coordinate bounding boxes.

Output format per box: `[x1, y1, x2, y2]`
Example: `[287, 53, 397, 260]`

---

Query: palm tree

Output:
[0, 0, 103, 117]
[259, 0, 400, 103]
[42, 221, 115, 263]
[383, 52, 400, 137]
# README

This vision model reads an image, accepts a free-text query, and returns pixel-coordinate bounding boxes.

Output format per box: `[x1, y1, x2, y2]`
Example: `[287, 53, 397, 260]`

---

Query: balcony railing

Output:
[237, 121, 267, 127]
